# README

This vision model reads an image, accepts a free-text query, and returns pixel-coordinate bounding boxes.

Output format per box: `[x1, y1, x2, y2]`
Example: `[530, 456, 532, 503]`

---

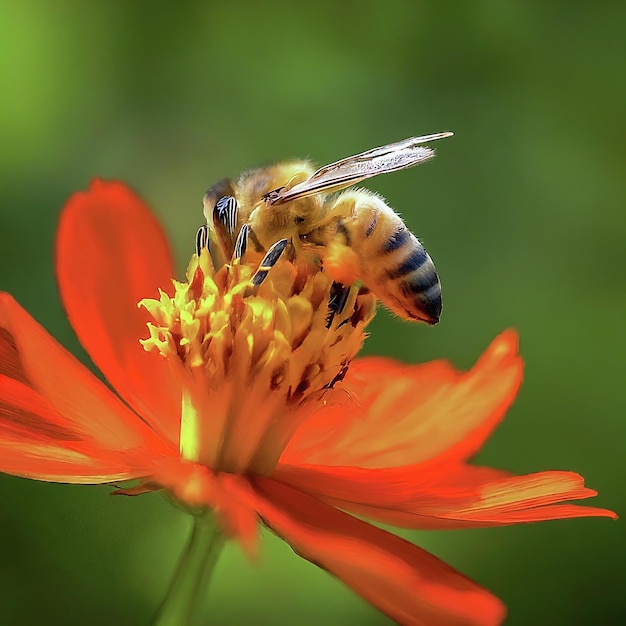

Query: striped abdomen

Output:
[345, 193, 442, 324]
[381, 225, 441, 324]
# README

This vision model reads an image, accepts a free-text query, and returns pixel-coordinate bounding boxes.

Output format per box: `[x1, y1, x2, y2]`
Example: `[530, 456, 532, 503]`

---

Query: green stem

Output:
[153, 513, 225, 626]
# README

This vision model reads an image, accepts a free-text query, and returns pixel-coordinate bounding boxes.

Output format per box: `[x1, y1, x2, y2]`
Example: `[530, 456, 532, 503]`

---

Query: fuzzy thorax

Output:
[140, 249, 376, 475]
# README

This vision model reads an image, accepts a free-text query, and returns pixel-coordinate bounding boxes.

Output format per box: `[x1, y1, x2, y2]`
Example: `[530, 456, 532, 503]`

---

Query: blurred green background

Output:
[1, 1, 624, 624]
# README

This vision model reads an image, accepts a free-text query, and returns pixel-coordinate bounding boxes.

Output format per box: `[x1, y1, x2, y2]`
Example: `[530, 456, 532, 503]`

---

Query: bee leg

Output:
[246, 225, 266, 254]
[213, 196, 239, 243]
[195, 224, 210, 256]
[205, 194, 240, 268]
[326, 281, 351, 328]
[250, 238, 289, 287]
[323, 362, 349, 389]
[233, 223, 250, 262]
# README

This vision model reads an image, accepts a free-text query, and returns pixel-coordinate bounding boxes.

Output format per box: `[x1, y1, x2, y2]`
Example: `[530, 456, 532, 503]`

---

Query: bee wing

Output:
[269, 131, 453, 205]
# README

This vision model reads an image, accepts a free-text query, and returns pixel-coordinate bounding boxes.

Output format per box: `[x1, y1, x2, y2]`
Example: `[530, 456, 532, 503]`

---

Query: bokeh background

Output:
[1, 1, 624, 624]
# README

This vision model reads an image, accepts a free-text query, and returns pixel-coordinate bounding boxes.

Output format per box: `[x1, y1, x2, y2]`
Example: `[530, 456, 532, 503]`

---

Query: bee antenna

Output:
[250, 238, 289, 287]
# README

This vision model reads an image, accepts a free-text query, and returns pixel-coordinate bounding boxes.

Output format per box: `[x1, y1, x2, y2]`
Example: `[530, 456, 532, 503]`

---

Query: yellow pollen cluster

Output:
[140, 250, 376, 474]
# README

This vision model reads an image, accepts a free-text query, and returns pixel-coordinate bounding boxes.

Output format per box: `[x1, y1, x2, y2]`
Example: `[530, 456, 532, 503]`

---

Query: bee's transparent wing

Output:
[269, 131, 453, 205]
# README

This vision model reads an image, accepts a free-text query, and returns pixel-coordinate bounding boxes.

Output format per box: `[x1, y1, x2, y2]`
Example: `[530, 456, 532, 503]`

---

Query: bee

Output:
[200, 132, 453, 324]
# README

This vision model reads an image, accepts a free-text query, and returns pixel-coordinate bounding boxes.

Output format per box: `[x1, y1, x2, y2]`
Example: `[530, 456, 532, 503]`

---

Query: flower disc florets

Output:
[140, 249, 376, 475]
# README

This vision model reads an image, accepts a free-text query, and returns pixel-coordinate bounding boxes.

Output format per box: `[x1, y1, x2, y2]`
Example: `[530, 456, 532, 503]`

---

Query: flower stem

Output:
[153, 513, 225, 626]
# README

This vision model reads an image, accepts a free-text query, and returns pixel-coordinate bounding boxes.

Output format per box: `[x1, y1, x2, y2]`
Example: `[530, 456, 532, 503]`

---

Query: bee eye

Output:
[294, 216, 305, 224]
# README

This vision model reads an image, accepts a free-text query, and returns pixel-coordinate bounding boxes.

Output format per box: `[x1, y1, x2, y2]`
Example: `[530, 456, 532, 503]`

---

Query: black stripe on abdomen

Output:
[386, 246, 428, 279]
[399, 267, 440, 294]
[400, 274, 442, 323]
[383, 226, 411, 252]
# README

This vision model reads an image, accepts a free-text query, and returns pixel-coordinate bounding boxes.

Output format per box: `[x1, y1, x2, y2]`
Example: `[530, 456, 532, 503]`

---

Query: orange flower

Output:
[0, 180, 615, 626]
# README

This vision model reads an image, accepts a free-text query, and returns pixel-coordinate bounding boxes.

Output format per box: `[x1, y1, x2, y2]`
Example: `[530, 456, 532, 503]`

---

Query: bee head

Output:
[236, 161, 324, 248]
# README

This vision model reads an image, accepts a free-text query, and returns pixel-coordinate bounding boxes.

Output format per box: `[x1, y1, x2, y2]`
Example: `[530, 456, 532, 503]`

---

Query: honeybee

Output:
[200, 132, 453, 324]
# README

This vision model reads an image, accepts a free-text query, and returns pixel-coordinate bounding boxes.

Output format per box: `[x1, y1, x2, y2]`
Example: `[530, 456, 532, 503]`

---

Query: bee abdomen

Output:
[387, 235, 442, 325]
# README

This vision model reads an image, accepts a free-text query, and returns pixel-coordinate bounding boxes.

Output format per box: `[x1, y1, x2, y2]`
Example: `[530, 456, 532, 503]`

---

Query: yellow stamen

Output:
[140, 247, 376, 475]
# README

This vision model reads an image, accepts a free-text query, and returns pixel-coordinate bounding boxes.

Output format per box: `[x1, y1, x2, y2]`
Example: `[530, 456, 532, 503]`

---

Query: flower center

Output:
[140, 248, 376, 475]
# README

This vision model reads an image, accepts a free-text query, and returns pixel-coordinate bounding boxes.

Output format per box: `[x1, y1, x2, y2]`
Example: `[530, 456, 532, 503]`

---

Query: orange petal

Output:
[282, 331, 523, 467]
[273, 464, 617, 530]
[56, 179, 181, 445]
[0, 293, 173, 482]
[248, 477, 506, 626]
